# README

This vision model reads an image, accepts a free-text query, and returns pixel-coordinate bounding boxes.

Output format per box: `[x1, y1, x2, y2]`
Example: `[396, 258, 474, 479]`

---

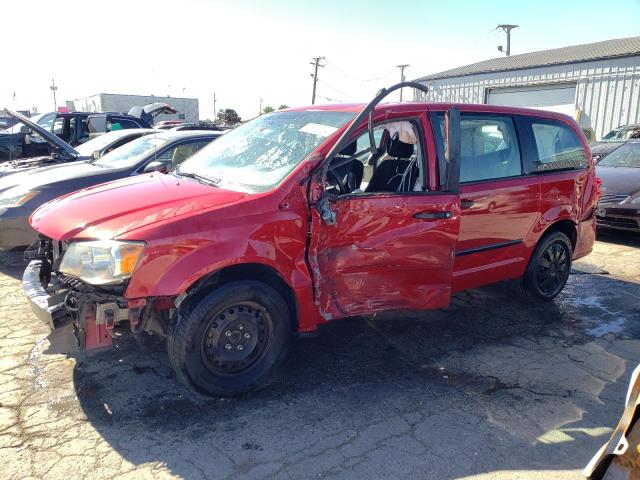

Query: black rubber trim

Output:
[456, 239, 523, 257]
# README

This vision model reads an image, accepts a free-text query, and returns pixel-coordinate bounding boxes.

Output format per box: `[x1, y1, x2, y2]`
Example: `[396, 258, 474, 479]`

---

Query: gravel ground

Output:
[0, 230, 639, 480]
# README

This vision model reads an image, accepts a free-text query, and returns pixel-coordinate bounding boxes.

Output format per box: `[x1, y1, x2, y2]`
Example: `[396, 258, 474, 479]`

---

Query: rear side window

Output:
[458, 115, 521, 182]
[530, 120, 587, 172]
[431, 113, 522, 184]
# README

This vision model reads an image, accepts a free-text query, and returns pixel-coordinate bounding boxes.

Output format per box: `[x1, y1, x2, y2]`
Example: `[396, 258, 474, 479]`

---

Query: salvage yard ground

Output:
[0, 231, 639, 480]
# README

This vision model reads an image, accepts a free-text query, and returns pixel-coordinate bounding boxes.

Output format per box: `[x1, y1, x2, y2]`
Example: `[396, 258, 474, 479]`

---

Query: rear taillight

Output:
[593, 176, 603, 200]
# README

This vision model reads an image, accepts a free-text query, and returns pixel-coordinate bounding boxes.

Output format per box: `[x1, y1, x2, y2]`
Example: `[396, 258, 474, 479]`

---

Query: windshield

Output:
[93, 134, 168, 168]
[75, 132, 136, 157]
[177, 111, 355, 192]
[598, 142, 640, 168]
[4, 112, 53, 134]
[602, 127, 640, 142]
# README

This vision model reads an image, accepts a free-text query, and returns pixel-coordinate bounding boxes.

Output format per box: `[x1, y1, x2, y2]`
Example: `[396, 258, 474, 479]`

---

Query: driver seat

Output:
[365, 134, 417, 192]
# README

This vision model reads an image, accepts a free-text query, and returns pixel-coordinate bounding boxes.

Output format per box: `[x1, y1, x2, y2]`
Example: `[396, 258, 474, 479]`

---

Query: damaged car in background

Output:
[590, 123, 640, 162]
[0, 128, 222, 250]
[0, 111, 156, 178]
[22, 82, 599, 396]
[0, 103, 176, 162]
[595, 140, 640, 233]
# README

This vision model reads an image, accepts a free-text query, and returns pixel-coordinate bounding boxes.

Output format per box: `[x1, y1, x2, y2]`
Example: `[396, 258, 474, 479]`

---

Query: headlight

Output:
[0, 188, 39, 207]
[59, 240, 145, 285]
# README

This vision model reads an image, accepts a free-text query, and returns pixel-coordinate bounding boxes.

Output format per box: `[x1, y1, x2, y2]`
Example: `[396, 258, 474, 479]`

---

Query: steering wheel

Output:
[327, 168, 346, 195]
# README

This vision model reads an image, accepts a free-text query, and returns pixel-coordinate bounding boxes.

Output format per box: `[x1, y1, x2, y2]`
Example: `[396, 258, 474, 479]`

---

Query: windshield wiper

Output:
[173, 167, 220, 186]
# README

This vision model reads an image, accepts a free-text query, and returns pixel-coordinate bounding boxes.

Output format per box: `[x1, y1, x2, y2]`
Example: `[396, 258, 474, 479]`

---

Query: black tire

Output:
[167, 281, 291, 396]
[516, 231, 572, 301]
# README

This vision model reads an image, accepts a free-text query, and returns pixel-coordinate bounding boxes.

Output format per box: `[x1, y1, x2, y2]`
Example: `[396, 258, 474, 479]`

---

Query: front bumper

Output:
[22, 260, 70, 329]
[596, 205, 640, 232]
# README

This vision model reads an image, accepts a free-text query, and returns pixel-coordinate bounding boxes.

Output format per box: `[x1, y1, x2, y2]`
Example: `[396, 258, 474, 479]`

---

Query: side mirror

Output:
[20, 125, 30, 134]
[445, 108, 461, 192]
[92, 150, 101, 160]
[143, 160, 170, 174]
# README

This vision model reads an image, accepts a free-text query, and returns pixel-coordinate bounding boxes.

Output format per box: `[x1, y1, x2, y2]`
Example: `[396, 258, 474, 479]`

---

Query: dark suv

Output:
[0, 111, 151, 161]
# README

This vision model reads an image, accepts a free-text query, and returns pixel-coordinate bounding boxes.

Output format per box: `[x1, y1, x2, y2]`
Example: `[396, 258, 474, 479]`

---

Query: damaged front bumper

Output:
[22, 260, 69, 329]
[22, 246, 166, 352]
[22, 257, 134, 351]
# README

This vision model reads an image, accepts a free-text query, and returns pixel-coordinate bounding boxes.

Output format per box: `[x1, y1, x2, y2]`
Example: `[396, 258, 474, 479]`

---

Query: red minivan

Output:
[23, 83, 600, 396]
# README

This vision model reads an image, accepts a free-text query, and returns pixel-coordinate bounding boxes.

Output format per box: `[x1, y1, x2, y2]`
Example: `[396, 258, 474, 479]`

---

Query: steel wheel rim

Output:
[200, 301, 273, 376]
[536, 242, 569, 296]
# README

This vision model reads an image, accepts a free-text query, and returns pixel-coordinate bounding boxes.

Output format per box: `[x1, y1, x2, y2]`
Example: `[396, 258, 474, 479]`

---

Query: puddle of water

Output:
[587, 317, 626, 337]
[562, 287, 628, 338]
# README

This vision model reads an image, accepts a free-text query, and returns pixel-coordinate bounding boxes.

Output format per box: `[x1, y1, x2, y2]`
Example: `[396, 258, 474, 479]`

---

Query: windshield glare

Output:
[598, 143, 640, 168]
[602, 128, 640, 142]
[178, 111, 355, 192]
[76, 132, 136, 157]
[93, 134, 167, 168]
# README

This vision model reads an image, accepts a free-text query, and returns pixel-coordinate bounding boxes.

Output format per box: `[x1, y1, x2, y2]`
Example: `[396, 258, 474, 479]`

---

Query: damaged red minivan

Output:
[23, 83, 600, 396]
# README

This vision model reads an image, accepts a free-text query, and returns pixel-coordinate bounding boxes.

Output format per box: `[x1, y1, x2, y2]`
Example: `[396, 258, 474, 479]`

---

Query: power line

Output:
[324, 59, 394, 83]
[317, 79, 352, 99]
[317, 94, 345, 103]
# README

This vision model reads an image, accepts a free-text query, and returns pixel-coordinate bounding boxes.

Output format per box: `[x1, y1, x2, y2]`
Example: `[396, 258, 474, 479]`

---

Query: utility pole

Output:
[310, 56, 325, 104]
[396, 64, 410, 101]
[182, 87, 186, 121]
[496, 24, 518, 56]
[49, 78, 58, 111]
[213, 92, 217, 121]
[259, 97, 263, 116]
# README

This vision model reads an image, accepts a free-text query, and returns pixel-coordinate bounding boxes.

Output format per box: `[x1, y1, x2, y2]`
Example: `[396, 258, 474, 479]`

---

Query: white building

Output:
[71, 93, 199, 124]
[414, 36, 640, 139]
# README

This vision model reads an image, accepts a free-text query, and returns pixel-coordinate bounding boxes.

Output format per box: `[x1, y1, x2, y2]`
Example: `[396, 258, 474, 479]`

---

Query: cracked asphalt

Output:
[1, 231, 639, 480]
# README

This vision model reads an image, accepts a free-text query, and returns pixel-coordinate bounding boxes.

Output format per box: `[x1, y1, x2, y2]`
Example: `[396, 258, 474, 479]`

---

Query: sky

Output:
[2, 0, 639, 121]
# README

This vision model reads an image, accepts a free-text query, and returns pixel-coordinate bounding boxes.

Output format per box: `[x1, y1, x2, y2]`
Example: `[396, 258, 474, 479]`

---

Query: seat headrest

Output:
[387, 133, 414, 159]
[339, 141, 357, 156]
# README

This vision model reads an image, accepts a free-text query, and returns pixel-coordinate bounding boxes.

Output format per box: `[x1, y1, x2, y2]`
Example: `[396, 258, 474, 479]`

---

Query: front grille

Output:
[597, 216, 639, 230]
[599, 193, 628, 204]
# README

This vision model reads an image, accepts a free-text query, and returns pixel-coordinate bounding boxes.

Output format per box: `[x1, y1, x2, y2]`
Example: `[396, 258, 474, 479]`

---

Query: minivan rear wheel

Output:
[517, 231, 572, 301]
[168, 281, 291, 396]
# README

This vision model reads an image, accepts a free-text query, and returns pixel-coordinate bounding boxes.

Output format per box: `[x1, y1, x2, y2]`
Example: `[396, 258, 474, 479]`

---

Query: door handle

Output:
[413, 211, 453, 220]
[461, 199, 475, 209]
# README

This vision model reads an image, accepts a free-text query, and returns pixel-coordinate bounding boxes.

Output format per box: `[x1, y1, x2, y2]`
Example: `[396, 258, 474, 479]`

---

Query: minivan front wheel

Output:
[518, 231, 572, 301]
[168, 281, 291, 396]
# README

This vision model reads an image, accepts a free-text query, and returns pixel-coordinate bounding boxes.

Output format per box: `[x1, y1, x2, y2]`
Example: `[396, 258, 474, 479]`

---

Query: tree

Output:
[278, 104, 289, 110]
[262, 106, 275, 114]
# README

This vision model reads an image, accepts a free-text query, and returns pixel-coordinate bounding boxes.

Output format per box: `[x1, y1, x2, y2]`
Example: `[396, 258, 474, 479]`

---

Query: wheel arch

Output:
[540, 218, 578, 252]
[181, 263, 299, 332]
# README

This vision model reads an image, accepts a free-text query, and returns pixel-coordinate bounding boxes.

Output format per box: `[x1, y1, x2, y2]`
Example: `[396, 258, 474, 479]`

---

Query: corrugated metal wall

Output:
[414, 55, 640, 139]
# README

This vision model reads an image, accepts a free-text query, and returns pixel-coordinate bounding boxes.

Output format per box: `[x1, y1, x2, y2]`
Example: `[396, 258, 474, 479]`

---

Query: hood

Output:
[7, 110, 79, 158]
[595, 165, 640, 196]
[0, 160, 104, 193]
[128, 103, 178, 123]
[30, 173, 247, 240]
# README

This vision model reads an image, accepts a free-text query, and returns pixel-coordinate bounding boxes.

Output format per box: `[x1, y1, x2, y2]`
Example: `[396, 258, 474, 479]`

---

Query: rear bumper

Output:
[22, 260, 69, 329]
[574, 216, 597, 260]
